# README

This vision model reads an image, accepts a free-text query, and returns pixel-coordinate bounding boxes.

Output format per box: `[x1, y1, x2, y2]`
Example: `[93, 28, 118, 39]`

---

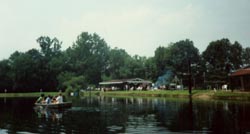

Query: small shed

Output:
[230, 66, 250, 91]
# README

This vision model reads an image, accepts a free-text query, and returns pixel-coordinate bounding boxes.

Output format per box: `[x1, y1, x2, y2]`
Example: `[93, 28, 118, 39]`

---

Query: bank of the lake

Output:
[0, 92, 59, 98]
[1, 90, 250, 101]
[95, 90, 250, 101]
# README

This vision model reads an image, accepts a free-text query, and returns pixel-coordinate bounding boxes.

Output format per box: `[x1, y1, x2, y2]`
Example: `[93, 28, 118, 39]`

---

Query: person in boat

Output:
[55, 93, 63, 104]
[51, 95, 57, 103]
[45, 95, 52, 104]
[35, 94, 45, 104]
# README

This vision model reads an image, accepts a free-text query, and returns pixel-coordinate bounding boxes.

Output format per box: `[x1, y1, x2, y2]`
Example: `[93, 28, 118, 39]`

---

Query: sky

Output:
[0, 0, 249, 60]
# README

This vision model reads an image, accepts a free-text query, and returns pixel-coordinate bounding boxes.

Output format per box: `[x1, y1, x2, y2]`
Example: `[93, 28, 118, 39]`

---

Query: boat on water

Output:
[35, 102, 72, 109]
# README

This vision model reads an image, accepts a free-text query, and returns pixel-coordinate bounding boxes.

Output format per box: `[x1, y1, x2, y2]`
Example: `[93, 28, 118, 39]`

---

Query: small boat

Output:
[35, 102, 72, 109]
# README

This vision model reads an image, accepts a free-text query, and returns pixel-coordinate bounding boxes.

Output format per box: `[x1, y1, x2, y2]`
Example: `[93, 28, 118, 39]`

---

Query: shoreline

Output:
[1, 90, 250, 101]
[95, 90, 250, 101]
[0, 92, 59, 98]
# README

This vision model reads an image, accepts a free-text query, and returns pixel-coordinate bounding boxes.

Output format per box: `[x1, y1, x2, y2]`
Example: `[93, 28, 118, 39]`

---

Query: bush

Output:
[65, 86, 74, 96]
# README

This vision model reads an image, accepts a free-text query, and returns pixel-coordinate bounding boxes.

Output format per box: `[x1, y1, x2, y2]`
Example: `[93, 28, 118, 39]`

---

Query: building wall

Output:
[230, 75, 250, 91]
[243, 75, 250, 91]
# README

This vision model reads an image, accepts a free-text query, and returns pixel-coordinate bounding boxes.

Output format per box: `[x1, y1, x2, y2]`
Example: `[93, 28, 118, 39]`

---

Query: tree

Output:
[154, 39, 200, 84]
[25, 49, 43, 91]
[127, 55, 147, 78]
[36, 36, 63, 91]
[0, 59, 13, 92]
[243, 47, 250, 66]
[37, 36, 62, 58]
[57, 72, 75, 90]
[9, 52, 31, 91]
[106, 48, 131, 79]
[70, 32, 110, 85]
[154, 46, 171, 77]
[202, 38, 244, 86]
[7, 49, 44, 92]
[168, 39, 200, 74]
[229, 41, 243, 70]
[167, 39, 200, 88]
[144, 57, 157, 81]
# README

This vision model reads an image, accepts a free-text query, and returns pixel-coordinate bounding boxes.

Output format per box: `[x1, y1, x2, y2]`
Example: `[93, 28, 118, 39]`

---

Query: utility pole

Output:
[188, 60, 192, 95]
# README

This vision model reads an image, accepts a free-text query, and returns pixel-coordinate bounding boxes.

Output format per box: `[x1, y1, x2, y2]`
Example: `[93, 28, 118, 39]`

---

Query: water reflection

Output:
[1, 97, 250, 133]
[34, 106, 63, 121]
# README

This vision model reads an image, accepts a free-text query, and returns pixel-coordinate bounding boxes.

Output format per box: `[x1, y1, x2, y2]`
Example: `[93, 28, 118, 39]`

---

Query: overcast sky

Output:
[0, 0, 249, 60]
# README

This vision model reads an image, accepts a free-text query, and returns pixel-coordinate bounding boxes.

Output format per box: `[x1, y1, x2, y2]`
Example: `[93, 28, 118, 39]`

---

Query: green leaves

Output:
[1, 32, 249, 92]
[70, 32, 110, 85]
[202, 39, 244, 86]
[154, 39, 200, 76]
[37, 36, 62, 57]
[243, 47, 250, 65]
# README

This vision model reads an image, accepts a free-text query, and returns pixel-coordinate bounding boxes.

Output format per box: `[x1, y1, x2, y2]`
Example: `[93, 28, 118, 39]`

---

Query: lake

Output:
[0, 96, 250, 134]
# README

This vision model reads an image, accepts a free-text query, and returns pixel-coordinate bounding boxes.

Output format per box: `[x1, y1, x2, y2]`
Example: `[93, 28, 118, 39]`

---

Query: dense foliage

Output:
[202, 39, 243, 87]
[0, 32, 249, 92]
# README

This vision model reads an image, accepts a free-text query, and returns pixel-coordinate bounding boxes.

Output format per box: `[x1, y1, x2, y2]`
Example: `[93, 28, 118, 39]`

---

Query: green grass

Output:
[213, 90, 250, 100]
[0, 92, 60, 98]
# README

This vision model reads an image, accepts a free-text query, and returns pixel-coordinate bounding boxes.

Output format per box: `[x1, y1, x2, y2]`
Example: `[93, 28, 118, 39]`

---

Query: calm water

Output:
[0, 96, 250, 134]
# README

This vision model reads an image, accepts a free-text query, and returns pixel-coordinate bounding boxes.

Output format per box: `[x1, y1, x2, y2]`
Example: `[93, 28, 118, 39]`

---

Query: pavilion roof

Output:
[99, 78, 152, 85]
[230, 66, 250, 77]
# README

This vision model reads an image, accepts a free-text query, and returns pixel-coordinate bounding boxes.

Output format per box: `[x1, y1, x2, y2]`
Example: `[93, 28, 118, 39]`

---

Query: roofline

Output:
[99, 81, 123, 85]
[230, 68, 250, 77]
[99, 78, 152, 85]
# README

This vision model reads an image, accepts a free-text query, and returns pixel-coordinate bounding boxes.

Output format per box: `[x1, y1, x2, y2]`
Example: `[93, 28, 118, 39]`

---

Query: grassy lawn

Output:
[99, 90, 190, 97]
[213, 90, 250, 100]
[99, 90, 203, 98]
[0, 92, 60, 98]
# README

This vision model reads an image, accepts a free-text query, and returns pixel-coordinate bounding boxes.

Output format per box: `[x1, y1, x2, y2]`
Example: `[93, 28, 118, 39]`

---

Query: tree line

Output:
[0, 32, 249, 92]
